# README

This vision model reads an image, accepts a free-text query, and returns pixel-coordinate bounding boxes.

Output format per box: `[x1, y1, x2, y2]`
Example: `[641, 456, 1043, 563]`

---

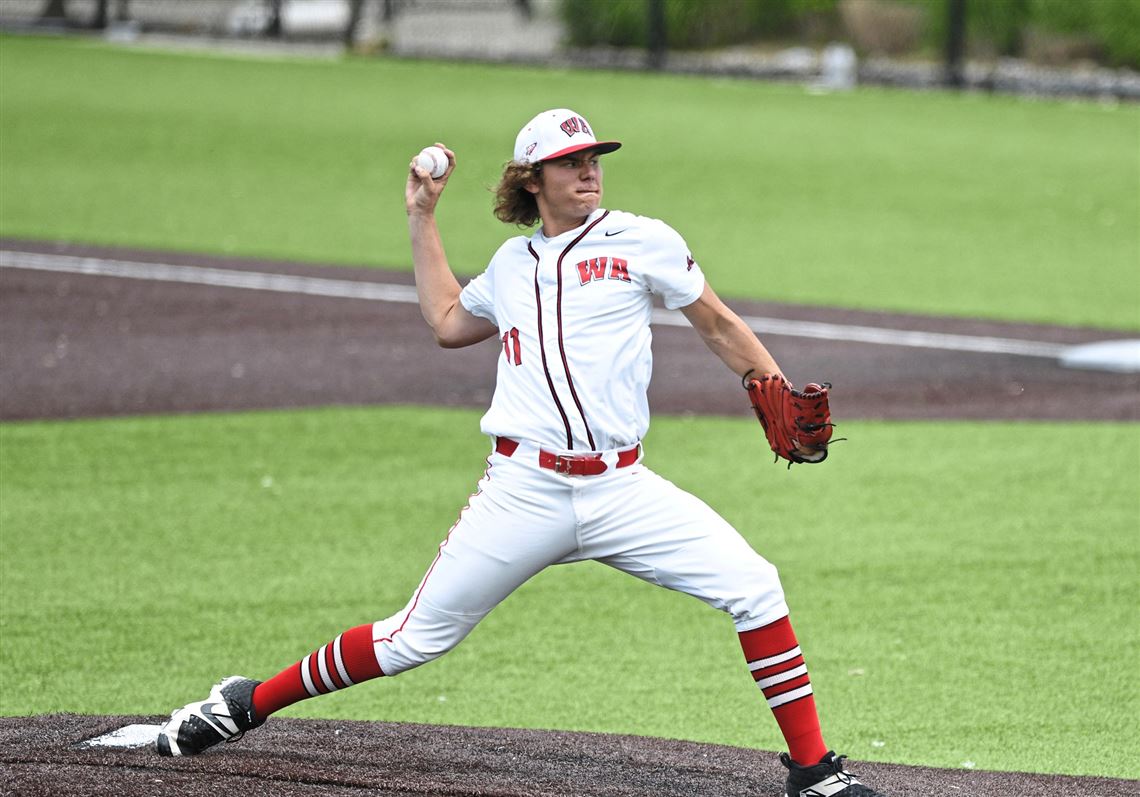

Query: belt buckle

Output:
[553, 454, 575, 475]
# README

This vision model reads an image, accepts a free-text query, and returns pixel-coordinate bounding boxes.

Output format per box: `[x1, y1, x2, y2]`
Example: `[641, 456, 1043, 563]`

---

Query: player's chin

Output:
[575, 192, 601, 212]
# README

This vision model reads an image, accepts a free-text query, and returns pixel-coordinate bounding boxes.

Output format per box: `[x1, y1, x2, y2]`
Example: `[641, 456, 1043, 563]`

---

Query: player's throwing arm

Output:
[406, 143, 498, 348]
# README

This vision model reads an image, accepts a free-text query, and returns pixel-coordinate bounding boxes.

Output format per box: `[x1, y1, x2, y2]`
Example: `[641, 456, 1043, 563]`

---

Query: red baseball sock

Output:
[739, 615, 828, 767]
[251, 623, 384, 718]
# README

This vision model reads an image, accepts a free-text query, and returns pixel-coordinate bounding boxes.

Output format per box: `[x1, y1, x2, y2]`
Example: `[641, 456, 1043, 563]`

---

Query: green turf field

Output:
[2, 31, 1138, 783]
[1, 34, 1137, 329]
[1, 408, 1137, 779]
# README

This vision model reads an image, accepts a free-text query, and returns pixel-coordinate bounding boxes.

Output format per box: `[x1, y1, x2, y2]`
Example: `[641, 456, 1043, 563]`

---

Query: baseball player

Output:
[156, 108, 886, 797]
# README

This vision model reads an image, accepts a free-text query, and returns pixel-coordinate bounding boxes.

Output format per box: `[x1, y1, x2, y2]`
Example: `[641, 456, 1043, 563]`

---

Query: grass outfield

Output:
[1, 34, 1137, 329]
[1, 407, 1137, 779]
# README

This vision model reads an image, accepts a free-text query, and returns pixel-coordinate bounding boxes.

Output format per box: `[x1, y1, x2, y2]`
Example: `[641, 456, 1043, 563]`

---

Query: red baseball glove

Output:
[743, 372, 834, 467]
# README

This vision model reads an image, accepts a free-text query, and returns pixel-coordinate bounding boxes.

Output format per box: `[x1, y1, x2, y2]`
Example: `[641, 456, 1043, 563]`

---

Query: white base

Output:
[78, 723, 161, 749]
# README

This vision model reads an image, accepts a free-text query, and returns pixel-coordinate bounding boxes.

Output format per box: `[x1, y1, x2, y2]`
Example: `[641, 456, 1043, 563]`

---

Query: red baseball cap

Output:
[513, 108, 622, 165]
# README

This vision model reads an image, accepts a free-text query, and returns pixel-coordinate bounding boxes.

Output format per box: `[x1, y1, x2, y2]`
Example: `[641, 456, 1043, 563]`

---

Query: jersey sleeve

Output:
[459, 268, 497, 326]
[639, 219, 706, 310]
[461, 241, 519, 327]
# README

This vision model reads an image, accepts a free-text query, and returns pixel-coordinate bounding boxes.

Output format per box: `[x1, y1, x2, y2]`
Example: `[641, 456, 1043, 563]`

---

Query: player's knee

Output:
[371, 606, 480, 676]
[379, 639, 455, 675]
[374, 631, 464, 676]
[728, 559, 788, 627]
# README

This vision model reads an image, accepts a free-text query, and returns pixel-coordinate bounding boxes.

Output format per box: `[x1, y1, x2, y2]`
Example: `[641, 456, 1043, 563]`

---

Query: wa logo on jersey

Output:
[576, 257, 631, 285]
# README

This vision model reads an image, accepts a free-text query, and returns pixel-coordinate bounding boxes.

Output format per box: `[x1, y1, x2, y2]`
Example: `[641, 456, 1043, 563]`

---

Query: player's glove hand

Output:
[743, 371, 834, 467]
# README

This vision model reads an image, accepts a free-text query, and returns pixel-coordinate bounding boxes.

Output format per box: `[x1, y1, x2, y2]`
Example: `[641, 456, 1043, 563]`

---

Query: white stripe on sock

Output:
[316, 644, 337, 692]
[300, 653, 319, 697]
[766, 683, 813, 709]
[755, 663, 808, 690]
[748, 645, 802, 672]
[333, 634, 354, 688]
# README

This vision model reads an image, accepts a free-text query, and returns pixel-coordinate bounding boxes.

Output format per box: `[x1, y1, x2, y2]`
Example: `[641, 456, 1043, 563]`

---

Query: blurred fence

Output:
[1, 0, 382, 41]
[1, 0, 1136, 100]
[0, 1, 562, 57]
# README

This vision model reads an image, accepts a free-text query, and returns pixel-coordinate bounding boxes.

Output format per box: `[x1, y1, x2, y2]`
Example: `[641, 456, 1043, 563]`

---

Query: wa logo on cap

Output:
[559, 116, 593, 138]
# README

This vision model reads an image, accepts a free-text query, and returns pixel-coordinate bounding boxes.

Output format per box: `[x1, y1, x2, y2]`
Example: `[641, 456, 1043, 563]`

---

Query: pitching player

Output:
[157, 108, 887, 797]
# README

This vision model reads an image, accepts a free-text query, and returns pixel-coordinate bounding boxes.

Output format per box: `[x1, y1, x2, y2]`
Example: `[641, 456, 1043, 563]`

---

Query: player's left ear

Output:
[524, 166, 542, 195]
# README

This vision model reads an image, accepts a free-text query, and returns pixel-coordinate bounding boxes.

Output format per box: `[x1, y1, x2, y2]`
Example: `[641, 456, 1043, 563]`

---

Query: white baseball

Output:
[415, 146, 448, 179]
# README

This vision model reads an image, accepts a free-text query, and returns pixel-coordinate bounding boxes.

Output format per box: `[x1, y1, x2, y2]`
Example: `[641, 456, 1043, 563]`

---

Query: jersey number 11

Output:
[502, 327, 522, 366]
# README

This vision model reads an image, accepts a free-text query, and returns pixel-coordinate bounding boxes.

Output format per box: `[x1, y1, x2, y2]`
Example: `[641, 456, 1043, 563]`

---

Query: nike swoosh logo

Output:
[604, 229, 628, 237]
[200, 701, 239, 736]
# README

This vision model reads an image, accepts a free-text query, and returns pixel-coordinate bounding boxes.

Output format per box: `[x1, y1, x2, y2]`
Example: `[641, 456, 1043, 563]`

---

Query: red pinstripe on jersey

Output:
[552, 211, 608, 450]
[529, 242, 575, 448]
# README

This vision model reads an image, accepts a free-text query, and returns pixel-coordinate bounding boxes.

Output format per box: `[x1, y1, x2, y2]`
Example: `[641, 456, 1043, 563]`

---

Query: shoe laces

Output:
[781, 751, 855, 776]
[775, 752, 848, 775]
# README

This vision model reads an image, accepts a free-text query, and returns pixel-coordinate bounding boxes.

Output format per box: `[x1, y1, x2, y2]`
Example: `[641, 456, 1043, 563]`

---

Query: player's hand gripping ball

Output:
[415, 146, 448, 179]
[744, 372, 834, 467]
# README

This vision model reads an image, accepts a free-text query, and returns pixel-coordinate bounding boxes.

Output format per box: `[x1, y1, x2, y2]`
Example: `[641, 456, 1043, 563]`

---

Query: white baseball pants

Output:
[372, 440, 789, 676]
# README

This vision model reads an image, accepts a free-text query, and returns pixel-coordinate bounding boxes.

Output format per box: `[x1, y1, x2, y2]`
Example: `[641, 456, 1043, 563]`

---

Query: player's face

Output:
[531, 150, 604, 227]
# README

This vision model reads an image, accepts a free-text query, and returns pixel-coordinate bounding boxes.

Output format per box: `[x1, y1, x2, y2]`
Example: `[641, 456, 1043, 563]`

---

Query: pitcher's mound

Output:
[1, 714, 1133, 796]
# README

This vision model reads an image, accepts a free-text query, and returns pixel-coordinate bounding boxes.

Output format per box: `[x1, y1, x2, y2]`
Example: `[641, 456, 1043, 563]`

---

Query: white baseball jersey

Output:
[460, 208, 705, 452]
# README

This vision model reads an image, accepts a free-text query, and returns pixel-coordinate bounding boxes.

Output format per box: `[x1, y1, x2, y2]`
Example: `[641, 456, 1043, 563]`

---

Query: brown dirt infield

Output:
[1, 238, 1137, 422]
[3, 714, 1138, 797]
[1, 239, 1137, 796]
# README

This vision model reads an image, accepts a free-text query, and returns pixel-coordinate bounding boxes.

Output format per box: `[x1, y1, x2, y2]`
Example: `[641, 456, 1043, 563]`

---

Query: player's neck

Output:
[539, 210, 596, 239]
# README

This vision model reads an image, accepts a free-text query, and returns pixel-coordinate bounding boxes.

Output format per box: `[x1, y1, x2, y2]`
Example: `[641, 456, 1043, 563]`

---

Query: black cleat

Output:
[781, 751, 886, 796]
[155, 676, 263, 756]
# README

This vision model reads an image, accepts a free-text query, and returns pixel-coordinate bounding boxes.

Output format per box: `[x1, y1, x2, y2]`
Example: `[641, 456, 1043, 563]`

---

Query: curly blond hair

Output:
[492, 161, 542, 227]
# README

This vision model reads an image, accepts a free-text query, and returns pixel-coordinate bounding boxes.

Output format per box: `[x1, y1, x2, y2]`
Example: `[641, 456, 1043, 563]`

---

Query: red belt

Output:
[495, 437, 640, 476]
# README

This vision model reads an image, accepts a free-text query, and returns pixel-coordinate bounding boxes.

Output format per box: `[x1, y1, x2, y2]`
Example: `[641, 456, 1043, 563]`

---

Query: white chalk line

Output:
[0, 250, 421, 304]
[0, 249, 1071, 359]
